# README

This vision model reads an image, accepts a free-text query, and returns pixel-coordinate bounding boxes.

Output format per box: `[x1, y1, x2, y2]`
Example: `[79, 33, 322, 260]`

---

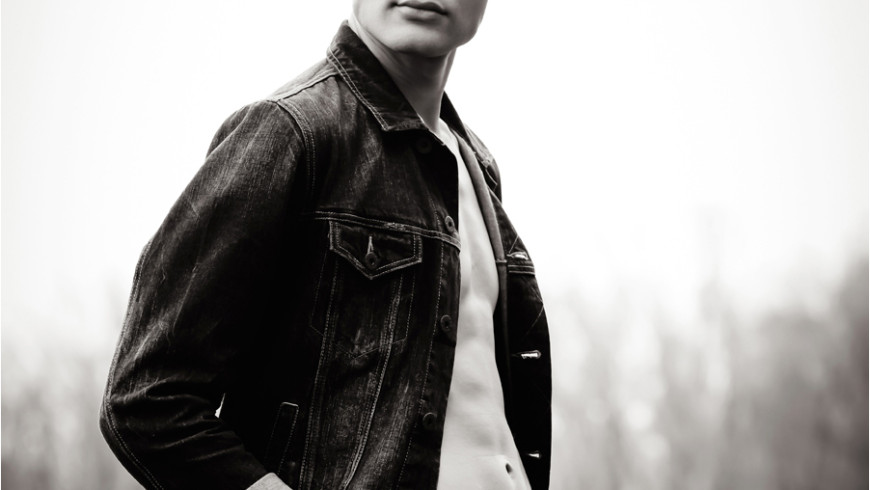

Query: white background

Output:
[4, 1, 866, 323]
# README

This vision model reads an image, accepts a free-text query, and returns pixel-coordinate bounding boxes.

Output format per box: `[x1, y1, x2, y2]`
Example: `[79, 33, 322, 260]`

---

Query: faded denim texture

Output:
[100, 23, 551, 490]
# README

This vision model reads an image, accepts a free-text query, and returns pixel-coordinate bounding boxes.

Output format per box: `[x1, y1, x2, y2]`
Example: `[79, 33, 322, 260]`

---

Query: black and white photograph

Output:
[2, 1, 867, 489]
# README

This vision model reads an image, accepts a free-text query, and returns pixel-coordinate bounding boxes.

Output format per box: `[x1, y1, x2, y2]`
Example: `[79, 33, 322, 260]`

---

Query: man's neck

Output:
[348, 16, 454, 131]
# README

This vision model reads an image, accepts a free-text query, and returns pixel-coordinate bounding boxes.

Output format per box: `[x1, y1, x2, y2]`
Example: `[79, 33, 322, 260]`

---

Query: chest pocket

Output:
[326, 220, 422, 358]
[330, 221, 422, 279]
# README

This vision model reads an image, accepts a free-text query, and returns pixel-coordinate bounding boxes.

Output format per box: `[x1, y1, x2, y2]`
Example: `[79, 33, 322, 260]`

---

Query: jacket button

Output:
[415, 137, 433, 154]
[422, 412, 438, 430]
[364, 251, 379, 270]
[439, 315, 453, 333]
[444, 216, 456, 234]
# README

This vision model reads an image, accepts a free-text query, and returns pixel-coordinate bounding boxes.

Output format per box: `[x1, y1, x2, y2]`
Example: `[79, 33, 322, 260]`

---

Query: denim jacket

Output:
[100, 23, 551, 490]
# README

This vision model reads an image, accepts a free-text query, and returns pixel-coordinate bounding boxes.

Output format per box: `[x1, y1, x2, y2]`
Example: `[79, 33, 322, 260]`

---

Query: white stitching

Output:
[102, 239, 165, 490]
[300, 261, 340, 488]
[329, 223, 425, 280]
[326, 50, 388, 129]
[396, 241, 444, 488]
[276, 100, 316, 203]
[102, 401, 164, 489]
[402, 271, 417, 341]
[340, 275, 402, 488]
[310, 211, 460, 249]
[277, 403, 300, 479]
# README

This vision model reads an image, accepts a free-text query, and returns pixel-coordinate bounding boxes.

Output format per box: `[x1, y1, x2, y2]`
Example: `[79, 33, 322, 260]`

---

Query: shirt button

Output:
[444, 216, 456, 234]
[439, 315, 453, 333]
[422, 412, 438, 430]
[415, 137, 433, 154]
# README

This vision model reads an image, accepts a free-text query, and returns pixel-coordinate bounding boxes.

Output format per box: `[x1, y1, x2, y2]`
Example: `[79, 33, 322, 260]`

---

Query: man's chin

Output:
[387, 35, 456, 59]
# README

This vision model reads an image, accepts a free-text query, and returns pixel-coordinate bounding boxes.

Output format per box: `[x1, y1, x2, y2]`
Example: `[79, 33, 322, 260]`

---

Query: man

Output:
[100, 1, 551, 489]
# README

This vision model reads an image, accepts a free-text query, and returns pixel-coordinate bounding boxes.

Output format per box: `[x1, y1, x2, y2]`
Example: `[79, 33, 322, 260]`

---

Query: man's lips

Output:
[395, 0, 447, 15]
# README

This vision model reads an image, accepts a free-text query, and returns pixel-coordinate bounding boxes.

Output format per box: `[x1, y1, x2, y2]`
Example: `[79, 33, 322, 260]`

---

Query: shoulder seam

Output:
[267, 69, 337, 102]
[270, 99, 316, 200]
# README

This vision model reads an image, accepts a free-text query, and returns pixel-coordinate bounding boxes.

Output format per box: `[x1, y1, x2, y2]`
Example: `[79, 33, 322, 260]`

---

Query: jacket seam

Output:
[519, 304, 547, 343]
[309, 211, 460, 249]
[103, 352, 164, 490]
[102, 401, 165, 489]
[271, 99, 316, 202]
[395, 241, 444, 488]
[401, 271, 417, 342]
[269, 70, 336, 102]
[102, 235, 164, 490]
[299, 260, 340, 488]
[330, 221, 423, 280]
[326, 49, 388, 130]
[308, 247, 331, 337]
[341, 275, 402, 488]
[277, 404, 300, 480]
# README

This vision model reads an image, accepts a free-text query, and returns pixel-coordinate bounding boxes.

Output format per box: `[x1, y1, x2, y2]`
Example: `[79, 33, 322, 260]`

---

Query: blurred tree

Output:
[2, 258, 866, 489]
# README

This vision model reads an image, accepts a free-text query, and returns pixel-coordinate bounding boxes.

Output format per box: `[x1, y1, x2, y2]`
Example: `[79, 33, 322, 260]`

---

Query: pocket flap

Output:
[329, 221, 423, 279]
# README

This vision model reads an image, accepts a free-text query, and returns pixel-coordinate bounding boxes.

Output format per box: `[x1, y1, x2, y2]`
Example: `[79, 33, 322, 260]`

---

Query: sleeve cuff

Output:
[247, 473, 292, 490]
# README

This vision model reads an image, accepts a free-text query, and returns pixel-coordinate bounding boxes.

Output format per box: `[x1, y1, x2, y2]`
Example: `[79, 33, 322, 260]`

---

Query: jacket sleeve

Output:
[99, 100, 305, 490]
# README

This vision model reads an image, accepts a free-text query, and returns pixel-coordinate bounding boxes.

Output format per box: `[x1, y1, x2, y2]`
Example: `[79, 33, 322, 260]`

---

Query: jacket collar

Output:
[326, 22, 472, 141]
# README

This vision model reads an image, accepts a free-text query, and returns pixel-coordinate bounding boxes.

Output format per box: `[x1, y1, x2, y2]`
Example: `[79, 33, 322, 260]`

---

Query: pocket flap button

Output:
[365, 251, 379, 270]
[364, 235, 380, 270]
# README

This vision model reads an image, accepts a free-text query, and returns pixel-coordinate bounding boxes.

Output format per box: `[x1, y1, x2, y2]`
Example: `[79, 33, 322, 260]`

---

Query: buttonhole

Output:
[508, 251, 529, 260]
[364, 235, 380, 269]
[513, 350, 542, 360]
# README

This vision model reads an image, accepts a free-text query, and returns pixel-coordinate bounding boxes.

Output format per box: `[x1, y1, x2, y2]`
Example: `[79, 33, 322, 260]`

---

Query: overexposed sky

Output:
[2, 0, 867, 341]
